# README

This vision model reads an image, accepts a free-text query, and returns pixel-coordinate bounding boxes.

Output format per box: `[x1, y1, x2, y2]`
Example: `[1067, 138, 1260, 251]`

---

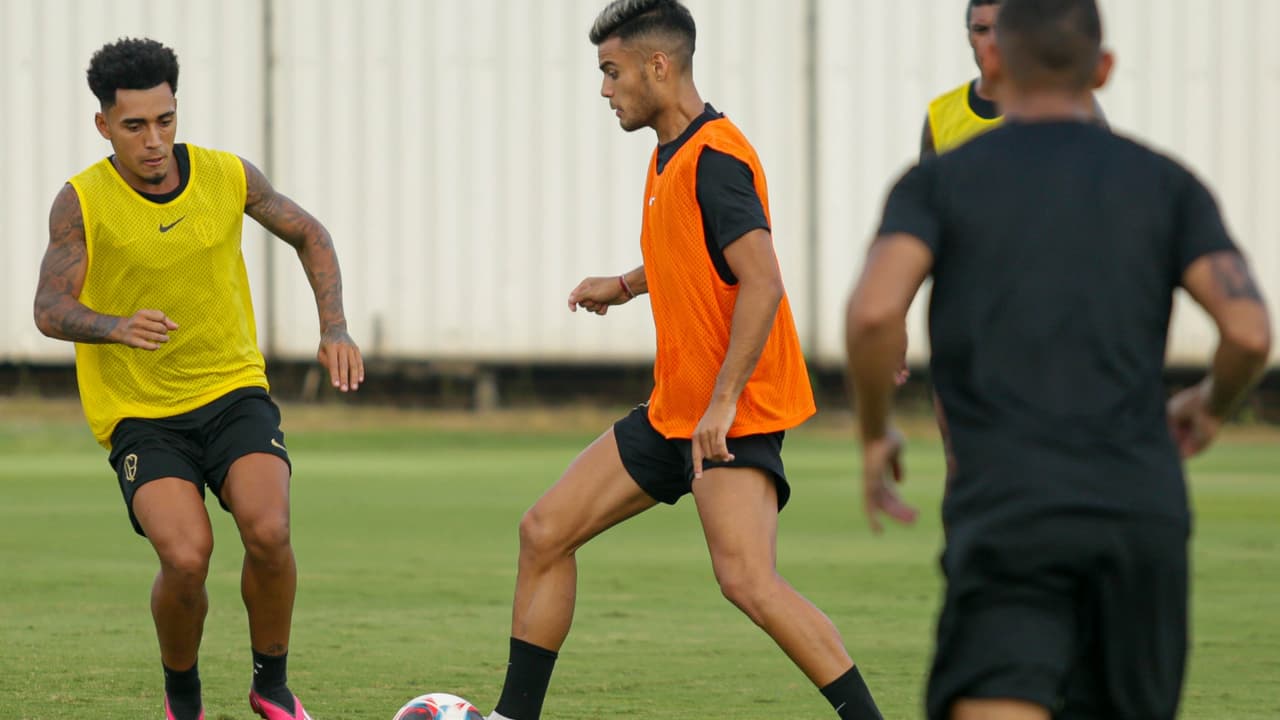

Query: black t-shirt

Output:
[657, 104, 770, 284]
[878, 121, 1235, 528]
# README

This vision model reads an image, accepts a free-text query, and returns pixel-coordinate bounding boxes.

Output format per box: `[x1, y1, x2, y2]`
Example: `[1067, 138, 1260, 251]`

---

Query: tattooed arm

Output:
[242, 158, 363, 391]
[1169, 250, 1272, 457]
[33, 184, 177, 349]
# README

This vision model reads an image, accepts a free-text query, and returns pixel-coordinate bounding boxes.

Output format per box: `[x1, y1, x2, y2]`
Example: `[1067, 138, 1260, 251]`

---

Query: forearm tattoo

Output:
[244, 161, 347, 333]
[33, 185, 120, 343]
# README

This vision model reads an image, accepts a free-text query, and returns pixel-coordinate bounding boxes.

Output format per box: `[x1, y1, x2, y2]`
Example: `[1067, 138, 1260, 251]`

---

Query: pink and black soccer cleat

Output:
[164, 695, 204, 720]
[249, 689, 314, 720]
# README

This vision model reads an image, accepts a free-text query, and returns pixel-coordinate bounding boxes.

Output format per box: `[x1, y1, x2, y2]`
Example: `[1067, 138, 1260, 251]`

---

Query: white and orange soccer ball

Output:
[392, 692, 484, 720]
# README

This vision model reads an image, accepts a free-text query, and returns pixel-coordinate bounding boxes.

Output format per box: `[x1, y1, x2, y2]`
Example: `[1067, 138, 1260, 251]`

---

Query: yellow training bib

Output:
[928, 81, 1003, 155]
[69, 144, 268, 447]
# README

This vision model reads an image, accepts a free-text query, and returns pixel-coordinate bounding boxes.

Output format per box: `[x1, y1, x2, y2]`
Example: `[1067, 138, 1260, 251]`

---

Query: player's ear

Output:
[94, 110, 111, 140]
[1092, 49, 1115, 90]
[650, 50, 670, 82]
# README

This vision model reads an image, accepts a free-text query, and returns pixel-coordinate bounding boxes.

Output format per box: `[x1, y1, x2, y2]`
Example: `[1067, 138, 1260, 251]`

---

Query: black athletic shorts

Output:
[926, 512, 1189, 720]
[612, 403, 791, 510]
[107, 387, 291, 537]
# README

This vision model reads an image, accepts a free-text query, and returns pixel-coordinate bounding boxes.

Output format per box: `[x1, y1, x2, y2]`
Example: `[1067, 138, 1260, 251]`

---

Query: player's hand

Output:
[112, 309, 178, 350]
[861, 427, 918, 534]
[317, 326, 364, 392]
[1167, 381, 1223, 458]
[568, 276, 630, 316]
[691, 398, 738, 480]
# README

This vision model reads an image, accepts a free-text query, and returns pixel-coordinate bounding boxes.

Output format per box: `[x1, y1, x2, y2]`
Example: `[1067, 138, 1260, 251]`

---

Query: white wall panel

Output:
[0, 0, 267, 361]
[1096, 0, 1280, 367]
[813, 0, 1280, 367]
[268, 0, 811, 361]
[4, 0, 1276, 368]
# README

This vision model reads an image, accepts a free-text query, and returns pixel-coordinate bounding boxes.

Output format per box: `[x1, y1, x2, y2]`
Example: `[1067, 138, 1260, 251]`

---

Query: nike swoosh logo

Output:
[159, 216, 186, 232]
[271, 438, 288, 452]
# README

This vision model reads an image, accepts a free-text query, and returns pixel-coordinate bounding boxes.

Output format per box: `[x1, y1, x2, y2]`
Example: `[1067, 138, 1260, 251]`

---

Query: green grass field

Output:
[1, 401, 1276, 719]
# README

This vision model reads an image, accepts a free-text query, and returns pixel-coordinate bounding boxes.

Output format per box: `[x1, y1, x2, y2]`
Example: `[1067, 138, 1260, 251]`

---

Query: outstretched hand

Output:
[861, 427, 918, 534]
[568, 276, 631, 316]
[317, 327, 364, 392]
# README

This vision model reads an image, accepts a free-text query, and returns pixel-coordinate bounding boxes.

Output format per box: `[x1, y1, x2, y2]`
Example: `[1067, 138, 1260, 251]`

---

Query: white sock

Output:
[487, 714, 515, 720]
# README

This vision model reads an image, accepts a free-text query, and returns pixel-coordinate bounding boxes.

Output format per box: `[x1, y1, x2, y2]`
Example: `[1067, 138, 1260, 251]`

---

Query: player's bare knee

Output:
[157, 541, 213, 586]
[715, 566, 778, 621]
[518, 506, 575, 562]
[240, 515, 292, 561]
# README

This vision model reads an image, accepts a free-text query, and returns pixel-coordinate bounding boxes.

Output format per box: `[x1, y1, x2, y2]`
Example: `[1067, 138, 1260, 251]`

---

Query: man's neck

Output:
[1000, 90, 1096, 123]
[974, 75, 995, 102]
[653, 84, 706, 145]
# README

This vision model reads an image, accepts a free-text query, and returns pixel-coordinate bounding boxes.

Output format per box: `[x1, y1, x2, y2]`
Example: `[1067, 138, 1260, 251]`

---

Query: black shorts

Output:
[612, 404, 791, 510]
[926, 513, 1189, 720]
[107, 387, 292, 537]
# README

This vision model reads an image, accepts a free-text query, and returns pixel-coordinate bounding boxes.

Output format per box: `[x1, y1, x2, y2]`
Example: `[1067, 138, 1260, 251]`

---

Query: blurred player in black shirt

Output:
[845, 0, 1272, 718]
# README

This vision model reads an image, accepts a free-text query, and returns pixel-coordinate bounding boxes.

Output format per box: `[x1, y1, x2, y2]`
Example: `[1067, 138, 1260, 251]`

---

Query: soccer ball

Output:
[392, 692, 484, 720]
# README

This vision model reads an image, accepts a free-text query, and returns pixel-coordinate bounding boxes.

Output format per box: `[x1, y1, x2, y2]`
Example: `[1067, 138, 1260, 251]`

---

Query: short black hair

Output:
[87, 38, 179, 107]
[996, 0, 1102, 90]
[588, 0, 696, 64]
[967, 0, 1001, 26]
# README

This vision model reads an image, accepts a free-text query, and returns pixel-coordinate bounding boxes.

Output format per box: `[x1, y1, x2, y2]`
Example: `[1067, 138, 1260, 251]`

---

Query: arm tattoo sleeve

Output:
[33, 185, 121, 343]
[1209, 252, 1264, 302]
[242, 159, 348, 333]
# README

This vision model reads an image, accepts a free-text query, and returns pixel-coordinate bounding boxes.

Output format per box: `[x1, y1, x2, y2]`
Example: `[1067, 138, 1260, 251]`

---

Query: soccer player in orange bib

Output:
[33, 38, 362, 720]
[485, 3, 892, 719]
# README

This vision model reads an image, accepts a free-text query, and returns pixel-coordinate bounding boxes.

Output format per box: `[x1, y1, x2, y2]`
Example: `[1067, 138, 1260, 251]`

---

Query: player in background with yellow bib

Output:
[921, 0, 1106, 159]
[33, 38, 362, 720]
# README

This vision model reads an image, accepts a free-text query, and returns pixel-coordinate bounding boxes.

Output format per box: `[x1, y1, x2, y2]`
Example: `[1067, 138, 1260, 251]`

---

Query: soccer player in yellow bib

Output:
[33, 39, 362, 720]
[922, 0, 1105, 159]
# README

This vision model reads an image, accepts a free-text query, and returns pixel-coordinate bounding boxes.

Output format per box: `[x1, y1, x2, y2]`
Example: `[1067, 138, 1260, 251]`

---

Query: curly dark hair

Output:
[86, 38, 179, 107]
[588, 0, 696, 63]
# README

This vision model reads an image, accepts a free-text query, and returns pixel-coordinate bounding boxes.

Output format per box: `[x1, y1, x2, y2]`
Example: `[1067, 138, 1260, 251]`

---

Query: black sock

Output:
[252, 649, 293, 708]
[493, 637, 559, 720]
[820, 665, 883, 720]
[163, 661, 202, 720]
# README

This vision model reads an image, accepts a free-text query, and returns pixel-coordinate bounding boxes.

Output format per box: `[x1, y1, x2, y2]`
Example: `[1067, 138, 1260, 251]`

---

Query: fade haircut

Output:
[589, 0, 696, 66]
[967, 0, 1001, 26]
[996, 0, 1102, 90]
[87, 38, 179, 108]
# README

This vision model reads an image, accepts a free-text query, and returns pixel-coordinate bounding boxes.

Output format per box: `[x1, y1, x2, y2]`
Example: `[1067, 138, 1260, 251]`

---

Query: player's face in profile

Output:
[95, 83, 178, 186]
[968, 4, 1000, 75]
[598, 36, 656, 132]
